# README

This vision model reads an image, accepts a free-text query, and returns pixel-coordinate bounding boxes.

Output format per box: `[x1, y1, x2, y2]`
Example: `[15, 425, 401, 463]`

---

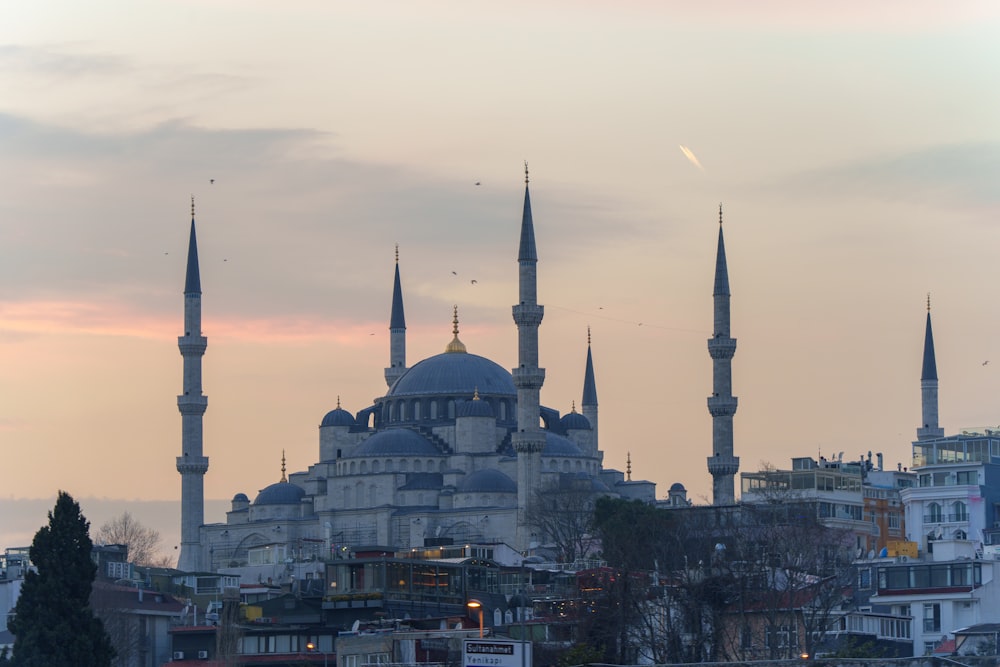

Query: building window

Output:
[923, 603, 940, 632]
[926, 502, 943, 523]
[953, 501, 968, 522]
[956, 470, 977, 485]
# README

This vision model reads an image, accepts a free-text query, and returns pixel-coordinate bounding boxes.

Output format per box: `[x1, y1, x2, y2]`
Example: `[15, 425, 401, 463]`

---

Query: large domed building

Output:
[176, 174, 656, 573]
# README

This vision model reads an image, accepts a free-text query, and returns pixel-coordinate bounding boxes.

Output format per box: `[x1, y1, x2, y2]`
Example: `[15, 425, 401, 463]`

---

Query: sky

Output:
[2, 1, 999, 557]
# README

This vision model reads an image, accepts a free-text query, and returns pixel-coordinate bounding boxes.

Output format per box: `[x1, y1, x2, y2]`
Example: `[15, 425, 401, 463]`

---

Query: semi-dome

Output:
[352, 428, 441, 457]
[669, 482, 687, 492]
[254, 482, 305, 506]
[543, 432, 584, 457]
[387, 352, 516, 399]
[560, 411, 591, 431]
[232, 493, 249, 502]
[458, 469, 517, 494]
[321, 407, 356, 427]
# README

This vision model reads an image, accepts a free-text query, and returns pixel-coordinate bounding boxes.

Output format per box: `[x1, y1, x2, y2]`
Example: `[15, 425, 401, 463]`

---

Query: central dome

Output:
[387, 352, 516, 398]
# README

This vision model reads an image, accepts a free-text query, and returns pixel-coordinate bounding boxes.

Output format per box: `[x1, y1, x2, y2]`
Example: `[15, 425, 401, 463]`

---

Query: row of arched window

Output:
[382, 397, 511, 423]
[338, 458, 447, 475]
[924, 500, 967, 523]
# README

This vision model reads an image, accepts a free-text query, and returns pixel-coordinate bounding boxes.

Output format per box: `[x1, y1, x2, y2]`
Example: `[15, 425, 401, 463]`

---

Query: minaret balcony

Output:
[512, 367, 546, 389]
[177, 394, 208, 415]
[707, 454, 740, 477]
[512, 432, 545, 453]
[707, 395, 738, 417]
[178, 336, 208, 355]
[512, 304, 544, 327]
[707, 337, 737, 359]
[176, 455, 209, 475]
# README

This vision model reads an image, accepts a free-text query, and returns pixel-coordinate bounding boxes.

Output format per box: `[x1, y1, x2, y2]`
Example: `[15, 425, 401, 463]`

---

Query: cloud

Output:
[0, 43, 128, 79]
[782, 142, 1000, 208]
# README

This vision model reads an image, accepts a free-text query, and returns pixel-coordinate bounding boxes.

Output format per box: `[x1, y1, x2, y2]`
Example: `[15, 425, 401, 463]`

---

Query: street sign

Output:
[463, 639, 531, 667]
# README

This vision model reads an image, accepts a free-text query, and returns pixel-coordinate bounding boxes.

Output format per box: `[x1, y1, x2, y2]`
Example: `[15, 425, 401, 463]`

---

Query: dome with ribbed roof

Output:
[352, 428, 442, 457]
[387, 352, 516, 399]
[321, 407, 355, 427]
[560, 411, 590, 431]
[458, 469, 517, 494]
[457, 395, 494, 418]
[254, 482, 305, 506]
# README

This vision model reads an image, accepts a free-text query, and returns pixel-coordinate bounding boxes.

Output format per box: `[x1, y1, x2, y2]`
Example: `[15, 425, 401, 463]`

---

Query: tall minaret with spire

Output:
[581, 327, 599, 459]
[385, 244, 407, 387]
[917, 294, 944, 440]
[177, 197, 209, 572]
[707, 204, 740, 505]
[512, 164, 546, 550]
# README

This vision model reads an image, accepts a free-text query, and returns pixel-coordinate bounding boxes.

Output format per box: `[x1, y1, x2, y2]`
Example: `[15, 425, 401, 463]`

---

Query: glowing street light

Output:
[306, 641, 328, 667]
[466, 599, 484, 638]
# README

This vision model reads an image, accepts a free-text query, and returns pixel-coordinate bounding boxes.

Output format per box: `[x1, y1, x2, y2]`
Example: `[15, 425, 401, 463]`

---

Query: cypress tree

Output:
[8, 491, 115, 667]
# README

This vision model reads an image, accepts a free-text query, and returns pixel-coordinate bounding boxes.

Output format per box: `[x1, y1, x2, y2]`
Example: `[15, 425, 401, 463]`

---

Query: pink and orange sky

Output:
[2, 1, 999, 555]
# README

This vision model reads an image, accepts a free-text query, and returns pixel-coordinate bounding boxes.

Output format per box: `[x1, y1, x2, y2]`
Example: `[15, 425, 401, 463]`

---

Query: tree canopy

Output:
[8, 491, 115, 667]
[95, 511, 163, 566]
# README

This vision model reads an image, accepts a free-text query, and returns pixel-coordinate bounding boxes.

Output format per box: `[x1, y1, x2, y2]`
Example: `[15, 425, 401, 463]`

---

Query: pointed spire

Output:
[713, 203, 730, 297]
[445, 305, 467, 353]
[582, 327, 598, 407]
[922, 293, 938, 381]
[518, 161, 537, 262]
[473, 387, 480, 400]
[390, 245, 406, 330]
[280, 450, 287, 483]
[336, 395, 341, 409]
[184, 196, 202, 295]
[626, 452, 632, 481]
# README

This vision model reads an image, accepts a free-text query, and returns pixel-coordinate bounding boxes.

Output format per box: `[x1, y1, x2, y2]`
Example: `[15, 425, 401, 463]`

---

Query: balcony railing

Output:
[923, 513, 968, 523]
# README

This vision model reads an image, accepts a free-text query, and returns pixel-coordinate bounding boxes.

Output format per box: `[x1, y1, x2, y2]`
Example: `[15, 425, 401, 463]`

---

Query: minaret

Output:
[512, 164, 546, 550]
[581, 327, 599, 457]
[177, 197, 209, 572]
[706, 204, 739, 505]
[917, 294, 944, 440]
[384, 244, 407, 387]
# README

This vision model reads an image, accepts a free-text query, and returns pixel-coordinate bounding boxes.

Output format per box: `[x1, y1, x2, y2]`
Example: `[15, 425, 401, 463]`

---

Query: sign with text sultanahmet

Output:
[463, 639, 531, 667]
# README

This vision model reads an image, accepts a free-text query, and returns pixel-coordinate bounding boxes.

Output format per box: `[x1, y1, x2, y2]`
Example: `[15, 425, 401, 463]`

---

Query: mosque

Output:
[175, 172, 737, 573]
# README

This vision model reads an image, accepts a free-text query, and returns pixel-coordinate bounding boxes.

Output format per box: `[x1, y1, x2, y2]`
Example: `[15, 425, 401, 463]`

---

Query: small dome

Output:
[458, 469, 517, 494]
[457, 397, 494, 418]
[232, 493, 249, 503]
[321, 407, 355, 427]
[254, 482, 305, 506]
[543, 432, 584, 457]
[669, 482, 687, 492]
[560, 412, 591, 431]
[353, 429, 441, 457]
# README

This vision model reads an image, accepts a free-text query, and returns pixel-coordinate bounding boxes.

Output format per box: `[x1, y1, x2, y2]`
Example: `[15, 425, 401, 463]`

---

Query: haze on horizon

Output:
[2, 1, 999, 551]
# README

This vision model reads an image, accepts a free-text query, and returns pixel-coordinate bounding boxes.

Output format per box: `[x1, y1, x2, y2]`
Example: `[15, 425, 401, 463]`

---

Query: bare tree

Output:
[527, 475, 601, 564]
[96, 512, 163, 566]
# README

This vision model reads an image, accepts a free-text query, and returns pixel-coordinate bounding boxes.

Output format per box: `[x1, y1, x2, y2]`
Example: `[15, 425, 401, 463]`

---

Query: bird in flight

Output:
[984, 360, 990, 366]
[475, 181, 481, 186]
[471, 280, 477, 285]
[210, 179, 215, 184]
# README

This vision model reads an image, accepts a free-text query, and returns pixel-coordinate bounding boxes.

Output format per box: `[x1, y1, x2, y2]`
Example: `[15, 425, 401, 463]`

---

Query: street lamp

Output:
[306, 641, 328, 667]
[466, 599, 484, 638]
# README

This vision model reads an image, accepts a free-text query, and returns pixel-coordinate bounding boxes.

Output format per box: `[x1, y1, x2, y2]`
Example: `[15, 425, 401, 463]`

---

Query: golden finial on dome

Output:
[445, 305, 467, 353]
[191, 195, 195, 218]
[280, 450, 287, 483]
[336, 395, 341, 409]
[626, 452, 632, 481]
[524, 161, 529, 185]
[571, 400, 577, 413]
[473, 387, 480, 400]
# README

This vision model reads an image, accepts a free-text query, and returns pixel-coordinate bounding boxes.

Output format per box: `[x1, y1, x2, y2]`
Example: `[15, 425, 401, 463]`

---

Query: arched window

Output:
[953, 501, 968, 522]
[386, 459, 394, 472]
[499, 401, 507, 420]
[927, 502, 942, 523]
[414, 460, 423, 472]
[350, 461, 357, 475]
[372, 460, 380, 473]
[413, 401, 421, 420]
[360, 460, 368, 474]
[439, 461, 446, 472]
[562, 460, 570, 472]
[448, 400, 456, 419]
[400, 459, 409, 472]
[388, 403, 396, 422]
[399, 401, 407, 421]
[430, 401, 438, 420]
[955, 529, 967, 540]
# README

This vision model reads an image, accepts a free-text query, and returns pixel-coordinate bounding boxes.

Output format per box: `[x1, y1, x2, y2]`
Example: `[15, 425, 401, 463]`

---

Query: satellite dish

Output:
[351, 619, 360, 632]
